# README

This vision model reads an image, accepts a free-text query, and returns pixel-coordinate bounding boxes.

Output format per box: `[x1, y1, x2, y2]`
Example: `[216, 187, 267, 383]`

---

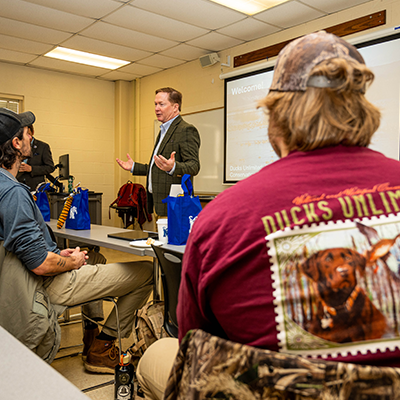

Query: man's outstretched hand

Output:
[154, 151, 176, 172]
[116, 153, 134, 171]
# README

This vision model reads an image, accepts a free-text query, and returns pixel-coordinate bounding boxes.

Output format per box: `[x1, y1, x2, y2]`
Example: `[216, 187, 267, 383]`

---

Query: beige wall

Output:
[0, 0, 398, 228]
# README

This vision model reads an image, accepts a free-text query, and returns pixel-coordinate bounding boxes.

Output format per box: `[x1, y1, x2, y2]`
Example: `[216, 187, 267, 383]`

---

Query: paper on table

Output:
[129, 240, 164, 248]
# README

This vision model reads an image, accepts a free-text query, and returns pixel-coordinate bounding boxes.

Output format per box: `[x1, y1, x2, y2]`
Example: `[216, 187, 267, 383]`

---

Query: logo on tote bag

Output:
[189, 215, 198, 233]
[69, 206, 78, 219]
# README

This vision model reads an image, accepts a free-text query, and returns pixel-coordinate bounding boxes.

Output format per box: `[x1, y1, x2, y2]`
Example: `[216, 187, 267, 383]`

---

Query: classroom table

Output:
[46, 219, 185, 300]
[0, 325, 89, 400]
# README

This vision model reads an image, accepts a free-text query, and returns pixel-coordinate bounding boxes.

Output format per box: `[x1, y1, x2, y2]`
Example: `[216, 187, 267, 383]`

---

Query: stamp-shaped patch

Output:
[267, 214, 400, 358]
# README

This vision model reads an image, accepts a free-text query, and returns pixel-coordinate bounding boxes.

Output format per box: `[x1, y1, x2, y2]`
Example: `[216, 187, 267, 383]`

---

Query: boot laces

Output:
[109, 343, 119, 361]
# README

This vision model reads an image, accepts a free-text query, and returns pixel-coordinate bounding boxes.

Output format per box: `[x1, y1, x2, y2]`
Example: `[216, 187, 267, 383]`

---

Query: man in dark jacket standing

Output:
[17, 123, 55, 191]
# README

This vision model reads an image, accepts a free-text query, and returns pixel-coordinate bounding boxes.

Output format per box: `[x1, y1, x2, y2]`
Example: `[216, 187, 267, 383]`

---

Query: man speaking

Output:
[117, 87, 201, 217]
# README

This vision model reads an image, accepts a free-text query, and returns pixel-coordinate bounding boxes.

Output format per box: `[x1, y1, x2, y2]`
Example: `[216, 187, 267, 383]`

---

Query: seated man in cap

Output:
[136, 31, 400, 399]
[0, 108, 153, 373]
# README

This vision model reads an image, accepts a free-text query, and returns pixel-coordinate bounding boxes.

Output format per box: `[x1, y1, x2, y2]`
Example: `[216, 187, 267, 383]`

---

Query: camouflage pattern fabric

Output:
[128, 301, 169, 367]
[164, 329, 400, 400]
[269, 31, 365, 92]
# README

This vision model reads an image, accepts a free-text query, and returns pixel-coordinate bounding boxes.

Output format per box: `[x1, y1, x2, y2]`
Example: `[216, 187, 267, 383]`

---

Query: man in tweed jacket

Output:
[117, 87, 200, 216]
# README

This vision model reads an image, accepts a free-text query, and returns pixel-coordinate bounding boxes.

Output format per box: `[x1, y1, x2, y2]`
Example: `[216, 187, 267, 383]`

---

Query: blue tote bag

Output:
[65, 188, 91, 230]
[162, 174, 202, 245]
[35, 182, 51, 222]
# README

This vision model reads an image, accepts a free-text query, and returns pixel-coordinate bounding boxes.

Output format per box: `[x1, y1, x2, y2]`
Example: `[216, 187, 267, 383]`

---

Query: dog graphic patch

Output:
[267, 214, 400, 358]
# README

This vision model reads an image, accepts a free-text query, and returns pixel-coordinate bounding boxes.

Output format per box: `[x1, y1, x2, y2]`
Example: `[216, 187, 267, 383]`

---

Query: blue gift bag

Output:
[35, 182, 51, 222]
[65, 188, 91, 230]
[162, 174, 202, 245]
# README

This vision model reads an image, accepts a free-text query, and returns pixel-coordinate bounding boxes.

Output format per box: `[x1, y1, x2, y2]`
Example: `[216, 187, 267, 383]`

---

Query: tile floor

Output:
[51, 247, 153, 400]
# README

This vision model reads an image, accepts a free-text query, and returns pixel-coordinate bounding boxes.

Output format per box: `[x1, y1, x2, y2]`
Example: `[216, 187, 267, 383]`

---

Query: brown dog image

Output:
[301, 248, 388, 343]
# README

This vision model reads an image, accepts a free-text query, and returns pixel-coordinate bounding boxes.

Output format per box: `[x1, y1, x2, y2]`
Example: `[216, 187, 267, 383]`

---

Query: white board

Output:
[184, 108, 228, 194]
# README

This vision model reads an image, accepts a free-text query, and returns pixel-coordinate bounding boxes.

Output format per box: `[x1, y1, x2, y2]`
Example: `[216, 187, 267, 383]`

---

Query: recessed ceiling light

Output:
[209, 0, 289, 15]
[44, 47, 130, 70]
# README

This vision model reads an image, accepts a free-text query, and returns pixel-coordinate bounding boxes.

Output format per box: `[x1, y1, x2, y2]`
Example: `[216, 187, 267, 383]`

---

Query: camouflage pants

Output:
[164, 329, 400, 400]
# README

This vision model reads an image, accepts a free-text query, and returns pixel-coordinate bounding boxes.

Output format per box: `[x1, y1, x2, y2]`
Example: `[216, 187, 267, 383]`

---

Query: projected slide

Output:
[358, 37, 400, 161]
[225, 69, 277, 183]
[224, 32, 400, 184]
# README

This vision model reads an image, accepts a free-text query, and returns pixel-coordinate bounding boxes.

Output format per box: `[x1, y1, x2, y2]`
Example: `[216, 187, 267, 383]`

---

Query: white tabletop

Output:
[0, 326, 88, 400]
[47, 219, 185, 257]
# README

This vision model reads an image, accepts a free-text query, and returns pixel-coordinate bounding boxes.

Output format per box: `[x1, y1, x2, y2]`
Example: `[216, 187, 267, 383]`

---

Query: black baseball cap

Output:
[0, 108, 36, 144]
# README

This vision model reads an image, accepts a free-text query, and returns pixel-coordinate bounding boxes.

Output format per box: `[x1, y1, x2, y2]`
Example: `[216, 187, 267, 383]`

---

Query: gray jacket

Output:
[0, 243, 65, 363]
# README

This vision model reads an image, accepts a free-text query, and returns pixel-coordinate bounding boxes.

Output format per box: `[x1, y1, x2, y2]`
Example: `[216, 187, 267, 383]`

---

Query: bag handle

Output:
[181, 174, 193, 196]
[35, 182, 51, 193]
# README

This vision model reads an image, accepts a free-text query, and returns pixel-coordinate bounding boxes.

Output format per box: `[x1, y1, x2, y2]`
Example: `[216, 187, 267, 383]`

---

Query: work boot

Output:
[82, 327, 99, 361]
[84, 338, 119, 374]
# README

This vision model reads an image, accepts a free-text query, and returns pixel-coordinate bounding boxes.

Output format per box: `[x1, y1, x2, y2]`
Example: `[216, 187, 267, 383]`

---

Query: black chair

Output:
[151, 245, 183, 338]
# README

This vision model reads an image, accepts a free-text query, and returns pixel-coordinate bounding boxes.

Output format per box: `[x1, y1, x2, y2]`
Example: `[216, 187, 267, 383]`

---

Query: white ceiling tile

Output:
[0, 0, 381, 80]
[97, 70, 139, 81]
[0, 48, 37, 64]
[254, 0, 325, 28]
[30, 55, 110, 76]
[299, 0, 372, 14]
[118, 63, 162, 76]
[131, 0, 246, 30]
[0, 16, 72, 44]
[21, 0, 123, 19]
[217, 18, 281, 41]
[137, 54, 186, 69]
[62, 35, 152, 62]
[104, 5, 209, 42]
[159, 44, 210, 61]
[187, 32, 244, 52]
[0, 17, 71, 44]
[81, 22, 178, 53]
[0, 33, 53, 54]
[0, 0, 94, 32]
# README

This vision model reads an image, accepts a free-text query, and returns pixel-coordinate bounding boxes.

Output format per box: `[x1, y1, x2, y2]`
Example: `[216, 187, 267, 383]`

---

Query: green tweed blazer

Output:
[132, 115, 201, 216]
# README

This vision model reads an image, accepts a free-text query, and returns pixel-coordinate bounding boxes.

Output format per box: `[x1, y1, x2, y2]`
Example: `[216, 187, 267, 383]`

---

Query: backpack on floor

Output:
[128, 300, 170, 367]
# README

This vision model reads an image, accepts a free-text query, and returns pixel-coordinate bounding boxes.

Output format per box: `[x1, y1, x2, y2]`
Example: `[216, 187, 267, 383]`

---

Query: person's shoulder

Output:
[177, 115, 192, 127]
[177, 116, 199, 134]
[0, 178, 30, 201]
[35, 138, 50, 147]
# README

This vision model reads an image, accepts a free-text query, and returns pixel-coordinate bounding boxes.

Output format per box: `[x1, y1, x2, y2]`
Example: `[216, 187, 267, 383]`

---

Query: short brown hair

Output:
[155, 87, 182, 111]
[260, 58, 381, 152]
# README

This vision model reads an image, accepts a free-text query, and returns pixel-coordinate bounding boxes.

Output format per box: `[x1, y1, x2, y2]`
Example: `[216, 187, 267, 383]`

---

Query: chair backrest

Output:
[164, 329, 400, 400]
[151, 245, 183, 338]
[46, 223, 57, 242]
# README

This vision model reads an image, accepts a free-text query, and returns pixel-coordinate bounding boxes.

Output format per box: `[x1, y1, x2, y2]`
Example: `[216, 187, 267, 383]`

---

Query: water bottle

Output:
[115, 352, 135, 400]
[68, 176, 74, 193]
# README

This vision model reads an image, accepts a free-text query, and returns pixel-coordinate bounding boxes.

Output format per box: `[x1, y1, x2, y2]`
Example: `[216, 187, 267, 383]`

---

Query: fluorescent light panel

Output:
[209, 0, 289, 15]
[44, 47, 130, 70]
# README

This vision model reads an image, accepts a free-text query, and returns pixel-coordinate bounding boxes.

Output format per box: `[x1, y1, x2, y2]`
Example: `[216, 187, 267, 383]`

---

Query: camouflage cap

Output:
[269, 31, 365, 92]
